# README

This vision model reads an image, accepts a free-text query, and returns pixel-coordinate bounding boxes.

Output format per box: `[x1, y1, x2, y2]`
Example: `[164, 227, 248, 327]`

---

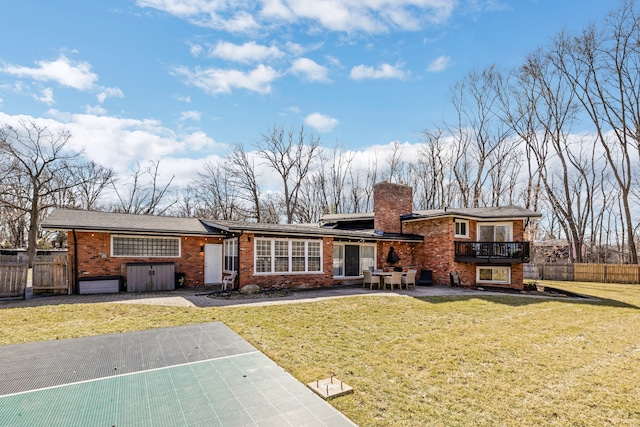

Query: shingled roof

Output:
[201, 219, 422, 241]
[42, 209, 218, 236]
[43, 209, 423, 241]
[404, 206, 542, 221]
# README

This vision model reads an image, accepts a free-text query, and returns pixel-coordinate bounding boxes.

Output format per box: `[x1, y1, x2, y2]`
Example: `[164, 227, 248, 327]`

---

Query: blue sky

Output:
[0, 0, 616, 186]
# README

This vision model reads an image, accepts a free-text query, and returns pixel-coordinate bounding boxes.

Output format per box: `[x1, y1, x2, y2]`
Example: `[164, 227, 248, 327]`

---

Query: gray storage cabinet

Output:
[78, 276, 123, 294]
[126, 262, 175, 292]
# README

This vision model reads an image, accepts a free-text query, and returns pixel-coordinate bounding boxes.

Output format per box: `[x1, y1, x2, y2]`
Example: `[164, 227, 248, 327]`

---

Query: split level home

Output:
[42, 181, 541, 294]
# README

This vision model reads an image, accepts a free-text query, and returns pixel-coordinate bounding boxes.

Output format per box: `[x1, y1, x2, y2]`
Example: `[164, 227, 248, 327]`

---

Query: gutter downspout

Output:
[237, 230, 243, 289]
[72, 229, 78, 295]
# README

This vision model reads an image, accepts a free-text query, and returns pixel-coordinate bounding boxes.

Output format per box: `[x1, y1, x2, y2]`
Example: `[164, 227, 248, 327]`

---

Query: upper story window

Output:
[478, 223, 512, 242]
[111, 235, 180, 257]
[455, 219, 469, 238]
[255, 238, 322, 274]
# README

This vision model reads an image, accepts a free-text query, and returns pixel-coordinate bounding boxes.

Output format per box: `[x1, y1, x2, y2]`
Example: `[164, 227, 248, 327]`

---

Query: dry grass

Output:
[2, 281, 640, 426]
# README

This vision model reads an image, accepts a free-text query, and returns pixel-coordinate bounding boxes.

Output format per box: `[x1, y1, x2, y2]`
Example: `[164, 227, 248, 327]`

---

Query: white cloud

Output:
[0, 55, 97, 90]
[0, 111, 226, 184]
[173, 64, 281, 95]
[290, 58, 330, 82]
[137, 0, 259, 32]
[305, 112, 338, 133]
[349, 62, 409, 80]
[180, 110, 202, 121]
[35, 88, 55, 105]
[325, 55, 342, 68]
[175, 95, 192, 103]
[97, 86, 124, 103]
[426, 55, 452, 72]
[189, 43, 203, 57]
[286, 41, 306, 56]
[209, 41, 284, 63]
[136, 0, 457, 34]
[86, 105, 107, 115]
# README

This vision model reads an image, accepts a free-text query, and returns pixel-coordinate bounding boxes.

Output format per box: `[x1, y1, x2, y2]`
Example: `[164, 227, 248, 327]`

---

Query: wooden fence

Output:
[32, 255, 69, 294]
[0, 254, 70, 298]
[527, 263, 640, 284]
[0, 260, 28, 298]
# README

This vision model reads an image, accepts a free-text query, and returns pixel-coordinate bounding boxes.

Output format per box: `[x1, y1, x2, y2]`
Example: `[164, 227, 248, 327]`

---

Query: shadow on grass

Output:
[2, 283, 639, 311]
[413, 290, 640, 310]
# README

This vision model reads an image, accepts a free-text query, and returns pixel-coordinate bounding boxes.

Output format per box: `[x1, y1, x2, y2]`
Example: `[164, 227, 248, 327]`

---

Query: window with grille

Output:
[254, 238, 322, 274]
[224, 239, 238, 271]
[255, 239, 272, 273]
[111, 235, 180, 257]
[455, 220, 469, 238]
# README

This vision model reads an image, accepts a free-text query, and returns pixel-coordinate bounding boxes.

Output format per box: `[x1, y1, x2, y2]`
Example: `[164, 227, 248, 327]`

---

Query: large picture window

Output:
[111, 235, 180, 257]
[254, 238, 322, 274]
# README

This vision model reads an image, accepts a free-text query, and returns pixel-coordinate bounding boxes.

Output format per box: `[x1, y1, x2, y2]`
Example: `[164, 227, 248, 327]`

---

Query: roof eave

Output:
[41, 224, 219, 237]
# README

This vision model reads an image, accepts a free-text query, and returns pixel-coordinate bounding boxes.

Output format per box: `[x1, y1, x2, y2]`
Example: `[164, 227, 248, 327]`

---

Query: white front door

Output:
[204, 244, 223, 284]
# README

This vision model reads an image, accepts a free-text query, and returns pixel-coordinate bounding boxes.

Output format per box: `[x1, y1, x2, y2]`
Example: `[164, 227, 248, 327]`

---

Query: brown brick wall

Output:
[376, 241, 421, 271]
[403, 217, 451, 285]
[373, 182, 413, 234]
[68, 231, 219, 288]
[67, 217, 528, 291]
[402, 218, 527, 289]
[237, 235, 337, 289]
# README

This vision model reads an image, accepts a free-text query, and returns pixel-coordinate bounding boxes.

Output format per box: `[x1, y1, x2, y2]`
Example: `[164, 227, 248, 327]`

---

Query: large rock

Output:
[240, 284, 261, 295]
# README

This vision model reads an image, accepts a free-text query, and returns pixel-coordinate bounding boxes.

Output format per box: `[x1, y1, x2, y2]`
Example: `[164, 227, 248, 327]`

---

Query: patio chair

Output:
[401, 269, 417, 290]
[450, 272, 461, 286]
[362, 270, 380, 290]
[222, 271, 237, 291]
[383, 271, 402, 291]
[418, 269, 433, 286]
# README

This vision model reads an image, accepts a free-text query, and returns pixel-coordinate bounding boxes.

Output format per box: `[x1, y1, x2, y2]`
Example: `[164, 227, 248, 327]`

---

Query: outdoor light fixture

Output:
[200, 245, 204, 253]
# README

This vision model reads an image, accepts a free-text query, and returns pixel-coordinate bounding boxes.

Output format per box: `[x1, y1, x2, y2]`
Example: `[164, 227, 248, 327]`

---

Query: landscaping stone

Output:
[240, 284, 261, 295]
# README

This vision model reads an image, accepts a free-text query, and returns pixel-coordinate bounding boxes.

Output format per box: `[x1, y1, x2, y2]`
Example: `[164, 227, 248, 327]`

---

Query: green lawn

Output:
[2, 281, 640, 426]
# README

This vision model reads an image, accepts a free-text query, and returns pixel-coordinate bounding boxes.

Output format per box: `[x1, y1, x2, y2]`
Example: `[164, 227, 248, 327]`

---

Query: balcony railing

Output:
[454, 241, 531, 264]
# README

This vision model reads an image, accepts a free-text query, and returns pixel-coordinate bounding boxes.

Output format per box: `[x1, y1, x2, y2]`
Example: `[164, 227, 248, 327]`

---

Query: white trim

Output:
[454, 219, 469, 238]
[476, 266, 511, 284]
[110, 234, 181, 258]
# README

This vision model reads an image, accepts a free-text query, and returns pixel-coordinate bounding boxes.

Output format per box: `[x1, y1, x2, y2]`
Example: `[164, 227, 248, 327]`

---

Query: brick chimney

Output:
[373, 181, 413, 234]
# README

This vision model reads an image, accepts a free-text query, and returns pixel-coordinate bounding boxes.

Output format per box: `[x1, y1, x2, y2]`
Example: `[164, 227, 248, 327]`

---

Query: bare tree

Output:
[549, 1, 640, 262]
[511, 48, 603, 263]
[416, 128, 450, 209]
[70, 161, 115, 210]
[256, 125, 321, 224]
[0, 120, 83, 265]
[447, 66, 517, 207]
[112, 160, 176, 215]
[385, 141, 408, 183]
[193, 160, 240, 220]
[225, 145, 263, 222]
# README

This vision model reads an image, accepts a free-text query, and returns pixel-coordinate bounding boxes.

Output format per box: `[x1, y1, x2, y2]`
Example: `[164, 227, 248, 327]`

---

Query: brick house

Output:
[42, 181, 540, 293]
